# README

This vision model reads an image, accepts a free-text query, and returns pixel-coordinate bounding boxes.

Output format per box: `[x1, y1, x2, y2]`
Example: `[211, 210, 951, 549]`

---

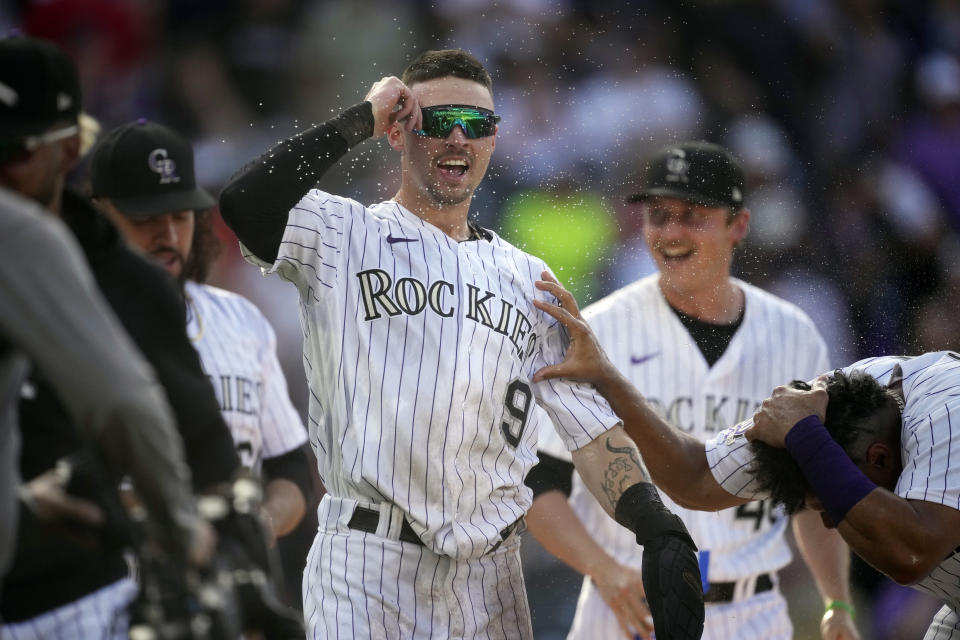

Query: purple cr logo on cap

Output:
[148, 148, 181, 185]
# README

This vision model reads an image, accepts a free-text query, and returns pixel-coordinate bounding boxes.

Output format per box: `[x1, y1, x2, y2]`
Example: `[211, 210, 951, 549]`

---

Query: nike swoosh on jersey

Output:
[630, 351, 660, 365]
[386, 234, 418, 244]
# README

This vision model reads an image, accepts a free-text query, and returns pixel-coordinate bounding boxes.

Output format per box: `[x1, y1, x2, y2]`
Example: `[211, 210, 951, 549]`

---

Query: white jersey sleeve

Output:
[529, 281, 622, 452]
[705, 322, 830, 499]
[240, 189, 354, 301]
[534, 404, 573, 462]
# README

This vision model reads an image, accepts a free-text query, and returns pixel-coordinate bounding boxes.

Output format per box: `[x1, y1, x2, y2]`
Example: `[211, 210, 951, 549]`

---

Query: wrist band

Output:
[784, 415, 877, 525]
[826, 600, 855, 617]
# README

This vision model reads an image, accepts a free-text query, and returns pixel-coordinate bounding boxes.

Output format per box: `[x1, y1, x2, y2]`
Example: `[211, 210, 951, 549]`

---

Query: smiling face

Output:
[389, 76, 496, 209]
[640, 195, 749, 300]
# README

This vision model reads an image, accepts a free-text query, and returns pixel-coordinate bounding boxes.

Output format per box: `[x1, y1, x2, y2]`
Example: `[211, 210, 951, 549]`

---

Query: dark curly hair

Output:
[182, 208, 221, 284]
[748, 371, 898, 514]
[401, 49, 492, 92]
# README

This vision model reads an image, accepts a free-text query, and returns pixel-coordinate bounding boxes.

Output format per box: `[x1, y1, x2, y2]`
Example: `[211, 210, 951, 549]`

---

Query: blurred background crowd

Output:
[3, 0, 958, 637]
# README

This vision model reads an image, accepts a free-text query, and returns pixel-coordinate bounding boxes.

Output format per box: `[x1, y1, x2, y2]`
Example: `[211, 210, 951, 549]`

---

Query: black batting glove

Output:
[616, 482, 704, 640]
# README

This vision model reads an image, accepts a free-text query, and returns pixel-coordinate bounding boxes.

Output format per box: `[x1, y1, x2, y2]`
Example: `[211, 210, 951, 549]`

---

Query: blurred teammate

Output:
[0, 35, 240, 638]
[90, 119, 312, 543]
[527, 143, 860, 639]
[0, 185, 206, 584]
[220, 49, 703, 639]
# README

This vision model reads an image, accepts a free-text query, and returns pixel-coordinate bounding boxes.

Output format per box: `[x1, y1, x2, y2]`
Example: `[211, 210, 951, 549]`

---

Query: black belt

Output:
[702, 573, 773, 603]
[348, 506, 424, 545]
[347, 506, 522, 551]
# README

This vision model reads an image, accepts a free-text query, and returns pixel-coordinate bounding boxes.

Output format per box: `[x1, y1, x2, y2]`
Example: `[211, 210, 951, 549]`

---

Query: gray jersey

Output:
[708, 351, 960, 621]
[243, 189, 620, 560]
[0, 187, 195, 577]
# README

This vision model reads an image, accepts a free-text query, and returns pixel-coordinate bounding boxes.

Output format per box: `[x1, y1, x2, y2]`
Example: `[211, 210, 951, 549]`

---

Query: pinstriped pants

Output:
[303, 495, 533, 639]
[1, 578, 137, 640]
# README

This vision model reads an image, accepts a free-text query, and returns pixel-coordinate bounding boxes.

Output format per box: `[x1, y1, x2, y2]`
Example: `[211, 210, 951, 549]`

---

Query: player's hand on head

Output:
[532, 271, 617, 387]
[364, 76, 422, 137]
[744, 378, 830, 448]
[592, 560, 655, 639]
[820, 605, 862, 640]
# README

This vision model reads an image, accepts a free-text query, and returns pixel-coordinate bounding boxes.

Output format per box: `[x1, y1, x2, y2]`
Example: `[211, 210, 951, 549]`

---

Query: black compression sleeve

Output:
[524, 451, 575, 498]
[219, 102, 374, 264]
[262, 445, 313, 503]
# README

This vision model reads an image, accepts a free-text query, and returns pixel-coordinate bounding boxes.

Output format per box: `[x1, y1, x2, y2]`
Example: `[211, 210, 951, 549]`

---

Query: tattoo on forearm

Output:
[601, 438, 651, 509]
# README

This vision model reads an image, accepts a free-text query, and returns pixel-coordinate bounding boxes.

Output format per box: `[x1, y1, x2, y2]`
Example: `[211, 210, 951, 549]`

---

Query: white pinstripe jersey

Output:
[184, 281, 307, 472]
[707, 350, 960, 614]
[538, 274, 829, 581]
[242, 189, 620, 560]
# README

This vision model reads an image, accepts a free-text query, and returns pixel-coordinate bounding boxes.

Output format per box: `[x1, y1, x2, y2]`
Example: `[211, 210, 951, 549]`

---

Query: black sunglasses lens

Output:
[465, 116, 497, 138]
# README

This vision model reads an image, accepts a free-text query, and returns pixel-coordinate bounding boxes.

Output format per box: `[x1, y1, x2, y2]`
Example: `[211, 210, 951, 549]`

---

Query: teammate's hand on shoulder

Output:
[364, 76, 422, 137]
[820, 606, 861, 640]
[590, 558, 654, 639]
[745, 377, 830, 448]
[531, 271, 619, 389]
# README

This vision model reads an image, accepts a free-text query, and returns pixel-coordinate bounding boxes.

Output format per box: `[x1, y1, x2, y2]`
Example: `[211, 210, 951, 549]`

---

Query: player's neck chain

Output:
[185, 291, 204, 343]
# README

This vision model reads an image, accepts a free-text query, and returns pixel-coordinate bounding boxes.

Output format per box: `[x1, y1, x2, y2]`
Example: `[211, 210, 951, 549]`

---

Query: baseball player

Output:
[220, 49, 704, 639]
[0, 35, 240, 638]
[723, 351, 960, 639]
[527, 143, 859, 640]
[89, 119, 312, 541]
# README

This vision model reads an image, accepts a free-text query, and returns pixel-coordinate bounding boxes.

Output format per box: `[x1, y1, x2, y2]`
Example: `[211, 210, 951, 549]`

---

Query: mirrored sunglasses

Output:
[414, 105, 500, 139]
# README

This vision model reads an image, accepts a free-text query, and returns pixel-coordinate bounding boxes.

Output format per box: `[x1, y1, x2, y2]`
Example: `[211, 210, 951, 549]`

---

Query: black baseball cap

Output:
[90, 120, 214, 217]
[0, 35, 82, 139]
[627, 141, 746, 209]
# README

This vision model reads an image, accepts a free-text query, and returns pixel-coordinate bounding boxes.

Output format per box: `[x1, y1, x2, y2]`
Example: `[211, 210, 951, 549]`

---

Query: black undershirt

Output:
[668, 302, 745, 367]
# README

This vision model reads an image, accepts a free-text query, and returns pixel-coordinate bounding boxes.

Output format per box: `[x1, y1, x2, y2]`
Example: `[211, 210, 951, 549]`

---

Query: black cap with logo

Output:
[627, 141, 746, 210]
[0, 35, 81, 139]
[90, 120, 215, 217]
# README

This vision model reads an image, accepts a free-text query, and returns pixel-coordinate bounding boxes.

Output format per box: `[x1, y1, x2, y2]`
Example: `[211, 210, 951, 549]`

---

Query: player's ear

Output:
[729, 207, 750, 244]
[865, 442, 896, 472]
[387, 123, 405, 153]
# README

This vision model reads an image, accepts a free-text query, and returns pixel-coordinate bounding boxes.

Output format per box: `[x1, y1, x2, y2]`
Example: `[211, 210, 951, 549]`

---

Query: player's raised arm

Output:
[219, 77, 421, 263]
[532, 273, 747, 511]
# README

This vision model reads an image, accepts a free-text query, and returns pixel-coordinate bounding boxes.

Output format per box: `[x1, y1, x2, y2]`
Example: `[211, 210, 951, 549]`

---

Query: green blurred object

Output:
[500, 188, 617, 306]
